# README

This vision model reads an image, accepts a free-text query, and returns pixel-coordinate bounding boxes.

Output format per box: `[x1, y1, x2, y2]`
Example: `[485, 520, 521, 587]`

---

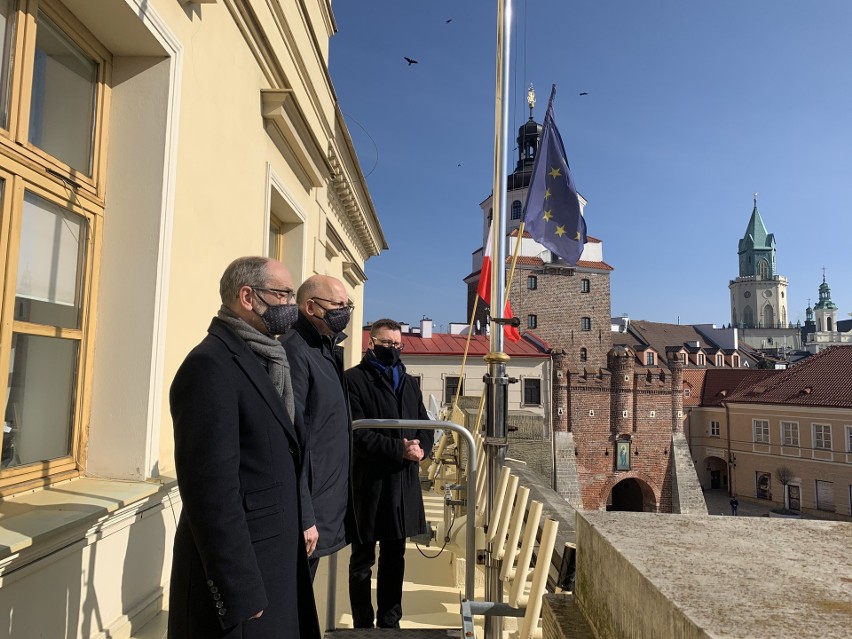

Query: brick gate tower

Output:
[463, 87, 700, 513]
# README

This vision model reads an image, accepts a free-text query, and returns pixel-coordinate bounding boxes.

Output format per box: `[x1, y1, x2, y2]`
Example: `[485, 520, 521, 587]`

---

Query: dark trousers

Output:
[349, 538, 406, 628]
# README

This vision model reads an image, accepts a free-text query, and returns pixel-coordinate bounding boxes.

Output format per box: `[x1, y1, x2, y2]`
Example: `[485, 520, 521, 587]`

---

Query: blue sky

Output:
[329, 1, 852, 332]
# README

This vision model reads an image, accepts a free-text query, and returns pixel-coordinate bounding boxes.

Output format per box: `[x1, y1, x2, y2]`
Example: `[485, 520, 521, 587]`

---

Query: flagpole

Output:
[485, 1, 512, 637]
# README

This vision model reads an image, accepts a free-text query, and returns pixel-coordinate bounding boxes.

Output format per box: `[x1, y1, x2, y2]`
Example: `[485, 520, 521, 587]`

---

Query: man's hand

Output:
[402, 438, 424, 462]
[304, 524, 319, 556]
[249, 610, 264, 620]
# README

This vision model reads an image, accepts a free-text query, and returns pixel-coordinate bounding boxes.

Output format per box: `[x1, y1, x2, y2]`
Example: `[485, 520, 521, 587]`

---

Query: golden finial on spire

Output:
[527, 84, 535, 118]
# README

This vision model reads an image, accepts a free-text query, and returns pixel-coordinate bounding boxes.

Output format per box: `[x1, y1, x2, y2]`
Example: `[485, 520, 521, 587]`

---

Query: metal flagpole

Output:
[485, 0, 512, 637]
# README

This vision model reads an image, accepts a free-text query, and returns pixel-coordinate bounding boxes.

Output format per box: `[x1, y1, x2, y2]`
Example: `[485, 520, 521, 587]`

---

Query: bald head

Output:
[298, 274, 350, 336]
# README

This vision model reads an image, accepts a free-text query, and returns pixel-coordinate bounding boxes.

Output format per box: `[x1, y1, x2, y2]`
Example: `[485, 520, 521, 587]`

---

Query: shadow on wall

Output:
[0, 491, 168, 638]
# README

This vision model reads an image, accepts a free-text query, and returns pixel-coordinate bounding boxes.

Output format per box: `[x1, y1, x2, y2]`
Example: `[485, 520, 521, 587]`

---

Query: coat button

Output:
[215, 601, 224, 608]
[210, 586, 218, 593]
[289, 445, 295, 454]
[213, 593, 221, 601]
[218, 609, 227, 616]
[206, 579, 214, 587]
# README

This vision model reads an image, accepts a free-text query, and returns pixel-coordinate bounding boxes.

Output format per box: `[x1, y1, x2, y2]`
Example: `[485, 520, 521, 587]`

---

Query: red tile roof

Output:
[359, 330, 551, 358]
[505, 256, 544, 267]
[507, 230, 602, 244]
[724, 346, 852, 408]
[575, 260, 614, 271]
[682, 369, 706, 406]
[699, 369, 782, 407]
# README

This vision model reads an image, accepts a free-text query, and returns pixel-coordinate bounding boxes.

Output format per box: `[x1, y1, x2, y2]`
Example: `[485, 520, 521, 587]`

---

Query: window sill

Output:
[0, 474, 178, 563]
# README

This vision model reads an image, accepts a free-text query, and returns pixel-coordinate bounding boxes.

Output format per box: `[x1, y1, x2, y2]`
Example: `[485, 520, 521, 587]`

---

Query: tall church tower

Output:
[812, 272, 838, 332]
[729, 194, 788, 328]
[464, 87, 614, 370]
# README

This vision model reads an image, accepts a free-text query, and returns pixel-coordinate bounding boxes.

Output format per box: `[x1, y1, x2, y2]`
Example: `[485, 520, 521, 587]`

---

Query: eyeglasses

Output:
[310, 297, 355, 311]
[253, 287, 296, 304]
[372, 337, 404, 350]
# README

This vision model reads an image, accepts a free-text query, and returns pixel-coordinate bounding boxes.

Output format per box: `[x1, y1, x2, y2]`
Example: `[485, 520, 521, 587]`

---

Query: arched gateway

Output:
[606, 477, 657, 512]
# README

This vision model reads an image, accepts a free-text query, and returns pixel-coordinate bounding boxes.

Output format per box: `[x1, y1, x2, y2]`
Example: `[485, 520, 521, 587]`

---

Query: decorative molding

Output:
[261, 89, 329, 188]
[327, 144, 380, 259]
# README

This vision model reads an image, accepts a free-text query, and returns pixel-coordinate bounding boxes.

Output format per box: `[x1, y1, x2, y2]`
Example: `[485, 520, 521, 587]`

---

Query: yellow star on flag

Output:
[575, 231, 582, 240]
[544, 187, 551, 200]
[549, 167, 562, 179]
[555, 225, 566, 237]
[543, 210, 552, 221]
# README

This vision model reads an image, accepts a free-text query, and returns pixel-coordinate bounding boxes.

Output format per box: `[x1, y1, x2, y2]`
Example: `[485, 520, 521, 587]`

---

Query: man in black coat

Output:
[169, 256, 320, 639]
[280, 274, 358, 581]
[345, 318, 434, 629]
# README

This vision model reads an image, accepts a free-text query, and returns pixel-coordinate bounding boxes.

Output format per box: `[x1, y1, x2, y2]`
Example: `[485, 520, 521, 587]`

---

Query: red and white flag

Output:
[477, 225, 521, 342]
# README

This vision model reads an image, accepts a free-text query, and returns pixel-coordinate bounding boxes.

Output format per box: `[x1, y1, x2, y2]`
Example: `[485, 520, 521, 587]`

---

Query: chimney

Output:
[420, 316, 433, 339]
[400, 322, 410, 334]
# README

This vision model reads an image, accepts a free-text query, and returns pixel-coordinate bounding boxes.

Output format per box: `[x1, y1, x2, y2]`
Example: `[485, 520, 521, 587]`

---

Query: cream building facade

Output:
[687, 349, 852, 521]
[0, 1, 383, 637]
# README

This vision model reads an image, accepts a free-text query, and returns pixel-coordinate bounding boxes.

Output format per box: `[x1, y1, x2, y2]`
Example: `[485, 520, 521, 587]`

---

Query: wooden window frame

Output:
[0, 0, 108, 494]
[522, 377, 541, 406]
[753, 419, 770, 444]
[812, 423, 831, 451]
[781, 421, 799, 447]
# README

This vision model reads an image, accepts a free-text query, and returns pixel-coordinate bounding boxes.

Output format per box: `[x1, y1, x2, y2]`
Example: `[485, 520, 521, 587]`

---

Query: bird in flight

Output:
[446, 19, 453, 23]
[404, 57, 418, 66]
[579, 92, 589, 96]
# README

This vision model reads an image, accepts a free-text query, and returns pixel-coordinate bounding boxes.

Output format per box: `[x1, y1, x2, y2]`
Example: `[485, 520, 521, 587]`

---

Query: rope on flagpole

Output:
[454, 294, 480, 410]
[504, 220, 525, 301]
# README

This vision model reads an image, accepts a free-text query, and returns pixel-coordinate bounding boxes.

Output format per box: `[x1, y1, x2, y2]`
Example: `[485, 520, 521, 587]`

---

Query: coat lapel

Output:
[208, 319, 301, 449]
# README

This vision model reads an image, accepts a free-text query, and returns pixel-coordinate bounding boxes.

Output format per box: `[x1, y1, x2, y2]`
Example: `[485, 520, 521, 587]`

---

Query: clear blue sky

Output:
[329, 1, 852, 332]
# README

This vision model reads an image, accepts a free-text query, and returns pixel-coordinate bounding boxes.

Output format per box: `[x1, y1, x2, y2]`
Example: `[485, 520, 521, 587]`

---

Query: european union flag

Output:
[523, 85, 587, 266]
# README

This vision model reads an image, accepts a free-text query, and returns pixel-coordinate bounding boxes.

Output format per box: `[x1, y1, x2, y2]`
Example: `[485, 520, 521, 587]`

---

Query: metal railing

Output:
[324, 419, 477, 632]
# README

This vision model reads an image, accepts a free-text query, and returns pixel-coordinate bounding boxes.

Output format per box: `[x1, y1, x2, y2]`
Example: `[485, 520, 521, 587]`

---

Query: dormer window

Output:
[697, 353, 705, 366]
[680, 352, 686, 365]
[645, 352, 655, 366]
[716, 354, 724, 367]
[732, 354, 740, 367]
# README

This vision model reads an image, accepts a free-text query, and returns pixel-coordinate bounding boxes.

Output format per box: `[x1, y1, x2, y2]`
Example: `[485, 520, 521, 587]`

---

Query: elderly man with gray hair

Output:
[169, 256, 320, 639]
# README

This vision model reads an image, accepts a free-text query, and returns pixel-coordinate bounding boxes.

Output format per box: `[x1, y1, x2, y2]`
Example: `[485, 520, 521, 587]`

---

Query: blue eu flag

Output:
[523, 85, 587, 266]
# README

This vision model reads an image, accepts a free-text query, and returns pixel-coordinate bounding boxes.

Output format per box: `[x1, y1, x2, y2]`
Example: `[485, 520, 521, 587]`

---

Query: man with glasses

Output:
[169, 256, 320, 639]
[345, 319, 434, 629]
[280, 274, 358, 581]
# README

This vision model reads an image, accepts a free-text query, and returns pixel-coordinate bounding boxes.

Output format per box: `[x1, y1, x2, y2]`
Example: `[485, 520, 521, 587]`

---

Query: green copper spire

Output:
[814, 270, 838, 310]
[737, 193, 777, 278]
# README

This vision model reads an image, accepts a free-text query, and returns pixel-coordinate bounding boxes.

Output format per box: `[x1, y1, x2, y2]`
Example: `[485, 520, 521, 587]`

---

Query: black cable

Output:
[415, 503, 457, 559]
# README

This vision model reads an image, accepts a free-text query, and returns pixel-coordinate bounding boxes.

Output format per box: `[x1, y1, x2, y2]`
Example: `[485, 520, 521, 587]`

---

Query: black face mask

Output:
[255, 301, 299, 335]
[323, 306, 351, 334]
[372, 344, 401, 367]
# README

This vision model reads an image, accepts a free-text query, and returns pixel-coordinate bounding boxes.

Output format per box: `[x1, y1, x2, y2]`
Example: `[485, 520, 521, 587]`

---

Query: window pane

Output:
[2, 333, 78, 468]
[15, 191, 88, 329]
[29, 11, 97, 174]
[0, 0, 14, 129]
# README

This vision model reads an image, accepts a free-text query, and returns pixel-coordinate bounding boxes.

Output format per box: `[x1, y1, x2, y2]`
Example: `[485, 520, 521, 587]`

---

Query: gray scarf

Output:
[216, 306, 295, 421]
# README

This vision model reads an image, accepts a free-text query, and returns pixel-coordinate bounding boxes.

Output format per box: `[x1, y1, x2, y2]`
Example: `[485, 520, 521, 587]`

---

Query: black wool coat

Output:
[345, 357, 434, 542]
[169, 318, 320, 639]
[280, 313, 357, 556]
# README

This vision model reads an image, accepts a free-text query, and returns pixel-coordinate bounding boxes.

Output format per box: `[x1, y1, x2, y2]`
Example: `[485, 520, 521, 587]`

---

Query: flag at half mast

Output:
[477, 223, 521, 343]
[523, 85, 587, 266]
